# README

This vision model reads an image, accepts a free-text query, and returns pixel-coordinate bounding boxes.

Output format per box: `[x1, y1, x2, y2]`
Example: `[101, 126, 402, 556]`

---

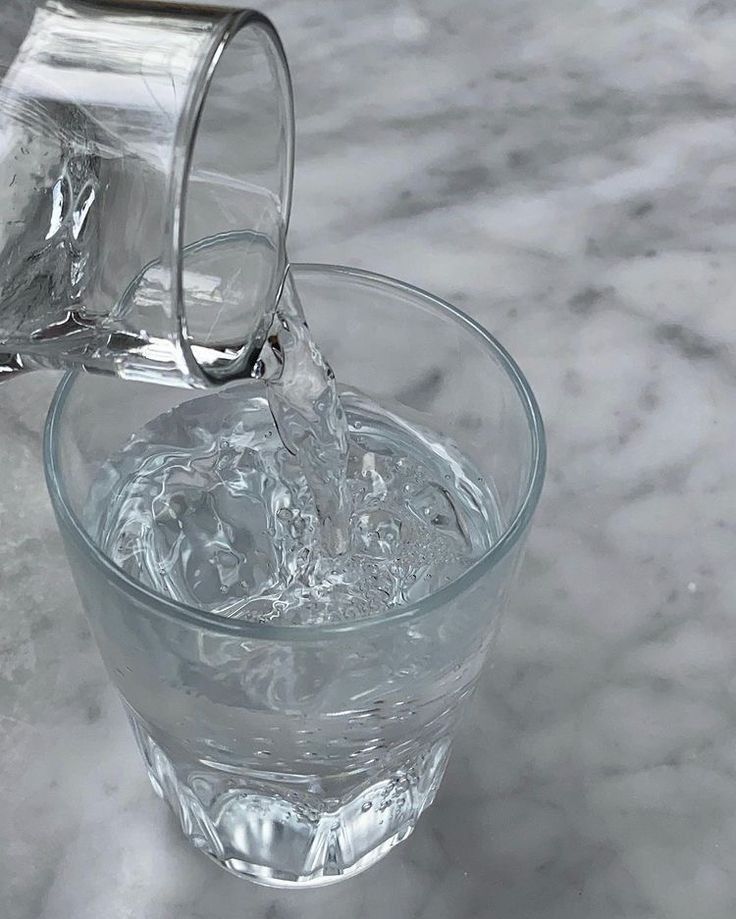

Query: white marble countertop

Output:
[2, 0, 736, 916]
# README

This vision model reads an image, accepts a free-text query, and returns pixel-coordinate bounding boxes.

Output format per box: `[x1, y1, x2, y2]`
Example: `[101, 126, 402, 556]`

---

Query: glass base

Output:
[128, 714, 450, 887]
[209, 824, 416, 888]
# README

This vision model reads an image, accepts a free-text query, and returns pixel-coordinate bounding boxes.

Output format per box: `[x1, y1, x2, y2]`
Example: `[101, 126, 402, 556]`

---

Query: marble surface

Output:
[2, 0, 736, 916]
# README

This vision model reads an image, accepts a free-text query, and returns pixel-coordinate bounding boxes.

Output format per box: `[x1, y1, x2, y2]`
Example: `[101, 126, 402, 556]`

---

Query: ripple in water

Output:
[90, 385, 498, 625]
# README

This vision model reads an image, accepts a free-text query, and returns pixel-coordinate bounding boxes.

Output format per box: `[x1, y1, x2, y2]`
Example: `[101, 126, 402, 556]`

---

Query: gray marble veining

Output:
[2, 0, 736, 916]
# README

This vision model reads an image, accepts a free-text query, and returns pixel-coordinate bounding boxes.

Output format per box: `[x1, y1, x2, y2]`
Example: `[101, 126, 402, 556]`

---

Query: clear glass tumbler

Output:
[44, 264, 546, 887]
[0, 1, 293, 386]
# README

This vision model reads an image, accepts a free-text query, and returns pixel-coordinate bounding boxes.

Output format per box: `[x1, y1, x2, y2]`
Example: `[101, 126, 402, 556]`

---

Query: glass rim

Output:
[43, 263, 546, 640]
[172, 8, 295, 385]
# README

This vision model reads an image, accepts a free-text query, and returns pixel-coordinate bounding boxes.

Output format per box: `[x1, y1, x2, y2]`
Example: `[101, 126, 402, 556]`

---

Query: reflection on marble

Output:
[2, 0, 736, 916]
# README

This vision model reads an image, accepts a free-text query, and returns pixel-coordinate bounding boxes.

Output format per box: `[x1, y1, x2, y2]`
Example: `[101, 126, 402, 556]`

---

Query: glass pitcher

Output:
[0, 0, 294, 388]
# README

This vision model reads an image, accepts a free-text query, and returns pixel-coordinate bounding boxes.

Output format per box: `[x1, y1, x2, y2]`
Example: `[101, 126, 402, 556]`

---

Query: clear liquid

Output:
[259, 271, 352, 557]
[89, 391, 498, 627]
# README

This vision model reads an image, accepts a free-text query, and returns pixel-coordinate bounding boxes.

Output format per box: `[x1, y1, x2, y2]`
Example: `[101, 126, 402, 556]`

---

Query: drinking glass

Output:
[0, 0, 293, 386]
[44, 263, 546, 886]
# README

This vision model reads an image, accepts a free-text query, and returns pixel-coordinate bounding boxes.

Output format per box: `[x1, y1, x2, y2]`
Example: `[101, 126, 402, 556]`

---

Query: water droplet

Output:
[354, 421, 362, 430]
[265, 430, 273, 438]
[361, 801, 373, 812]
